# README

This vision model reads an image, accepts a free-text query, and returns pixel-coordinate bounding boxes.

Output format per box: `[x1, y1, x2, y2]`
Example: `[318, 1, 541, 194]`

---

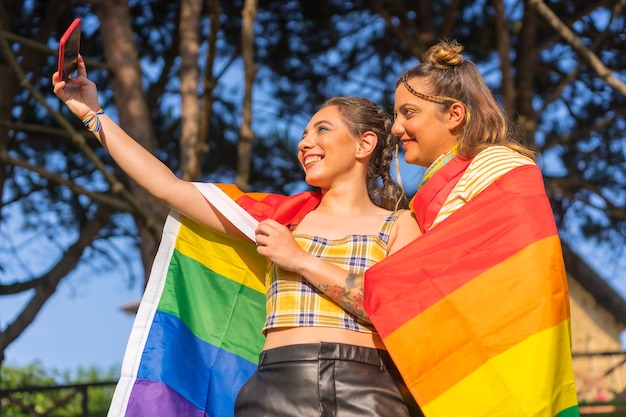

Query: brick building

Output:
[564, 243, 626, 406]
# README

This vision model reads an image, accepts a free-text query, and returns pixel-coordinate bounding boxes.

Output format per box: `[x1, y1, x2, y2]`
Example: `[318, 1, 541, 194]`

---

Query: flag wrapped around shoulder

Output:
[108, 183, 320, 417]
[364, 163, 580, 417]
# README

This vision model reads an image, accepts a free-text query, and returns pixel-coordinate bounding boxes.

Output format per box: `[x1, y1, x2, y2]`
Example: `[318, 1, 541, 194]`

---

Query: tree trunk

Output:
[93, 0, 167, 283]
[235, 0, 258, 192]
[515, 0, 539, 147]
[199, 0, 222, 157]
[0, 9, 15, 214]
[492, 0, 516, 116]
[179, 0, 202, 181]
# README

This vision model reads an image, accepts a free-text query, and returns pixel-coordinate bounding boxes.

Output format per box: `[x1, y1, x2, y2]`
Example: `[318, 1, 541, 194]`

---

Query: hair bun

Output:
[426, 39, 465, 69]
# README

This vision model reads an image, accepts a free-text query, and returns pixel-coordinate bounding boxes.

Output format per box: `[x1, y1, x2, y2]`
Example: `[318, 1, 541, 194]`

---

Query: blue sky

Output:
[2, 261, 142, 372]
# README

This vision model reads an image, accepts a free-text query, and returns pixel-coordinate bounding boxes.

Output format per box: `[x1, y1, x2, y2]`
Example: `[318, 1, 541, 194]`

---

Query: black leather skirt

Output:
[234, 342, 424, 417]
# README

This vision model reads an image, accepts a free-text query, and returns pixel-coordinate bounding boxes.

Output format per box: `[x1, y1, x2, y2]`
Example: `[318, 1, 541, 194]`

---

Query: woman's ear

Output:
[356, 131, 378, 158]
[448, 102, 466, 130]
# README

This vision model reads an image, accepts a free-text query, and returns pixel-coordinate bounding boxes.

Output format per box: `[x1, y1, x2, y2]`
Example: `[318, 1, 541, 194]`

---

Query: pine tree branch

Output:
[527, 0, 626, 97]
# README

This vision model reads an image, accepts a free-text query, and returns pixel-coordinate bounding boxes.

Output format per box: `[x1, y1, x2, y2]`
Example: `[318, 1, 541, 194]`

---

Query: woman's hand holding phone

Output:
[52, 54, 101, 123]
[58, 18, 82, 82]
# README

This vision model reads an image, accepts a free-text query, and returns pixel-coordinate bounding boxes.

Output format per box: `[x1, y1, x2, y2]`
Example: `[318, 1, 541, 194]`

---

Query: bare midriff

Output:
[264, 326, 386, 350]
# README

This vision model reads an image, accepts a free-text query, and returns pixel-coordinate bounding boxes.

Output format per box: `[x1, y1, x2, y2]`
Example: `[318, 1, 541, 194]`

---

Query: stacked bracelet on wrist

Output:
[81, 108, 104, 133]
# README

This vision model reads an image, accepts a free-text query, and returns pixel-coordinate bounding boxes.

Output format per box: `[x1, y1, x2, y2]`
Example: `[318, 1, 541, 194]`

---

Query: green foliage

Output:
[0, 362, 117, 417]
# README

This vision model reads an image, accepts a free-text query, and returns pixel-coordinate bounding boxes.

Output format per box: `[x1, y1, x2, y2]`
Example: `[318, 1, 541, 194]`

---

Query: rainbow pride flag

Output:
[364, 163, 580, 417]
[108, 183, 320, 417]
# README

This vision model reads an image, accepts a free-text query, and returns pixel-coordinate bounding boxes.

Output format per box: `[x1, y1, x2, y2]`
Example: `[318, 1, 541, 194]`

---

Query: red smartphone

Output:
[58, 18, 82, 82]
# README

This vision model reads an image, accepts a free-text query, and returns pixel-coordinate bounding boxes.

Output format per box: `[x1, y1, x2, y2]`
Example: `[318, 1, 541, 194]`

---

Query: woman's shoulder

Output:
[472, 146, 535, 167]
[454, 146, 536, 203]
[387, 209, 421, 255]
[465, 146, 534, 181]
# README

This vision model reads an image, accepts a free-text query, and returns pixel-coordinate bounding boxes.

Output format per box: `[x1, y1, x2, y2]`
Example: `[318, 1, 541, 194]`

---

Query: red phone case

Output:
[58, 18, 82, 80]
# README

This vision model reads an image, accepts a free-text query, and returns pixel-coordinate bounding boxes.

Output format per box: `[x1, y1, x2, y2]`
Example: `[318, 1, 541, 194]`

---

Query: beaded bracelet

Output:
[81, 108, 104, 133]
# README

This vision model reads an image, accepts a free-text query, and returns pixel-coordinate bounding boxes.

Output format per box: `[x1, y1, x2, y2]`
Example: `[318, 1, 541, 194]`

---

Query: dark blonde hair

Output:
[397, 39, 535, 161]
[320, 97, 408, 210]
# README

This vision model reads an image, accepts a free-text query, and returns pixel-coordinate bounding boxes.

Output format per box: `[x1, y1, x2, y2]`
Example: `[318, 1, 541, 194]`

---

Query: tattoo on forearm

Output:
[345, 272, 359, 289]
[317, 273, 369, 321]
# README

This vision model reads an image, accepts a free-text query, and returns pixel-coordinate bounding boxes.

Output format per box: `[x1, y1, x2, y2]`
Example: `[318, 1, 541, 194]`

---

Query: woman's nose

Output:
[391, 119, 404, 137]
[298, 135, 313, 151]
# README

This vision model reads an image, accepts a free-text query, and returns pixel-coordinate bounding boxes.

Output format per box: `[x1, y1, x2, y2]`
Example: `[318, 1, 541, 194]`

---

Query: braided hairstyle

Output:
[320, 97, 409, 210]
[397, 39, 535, 161]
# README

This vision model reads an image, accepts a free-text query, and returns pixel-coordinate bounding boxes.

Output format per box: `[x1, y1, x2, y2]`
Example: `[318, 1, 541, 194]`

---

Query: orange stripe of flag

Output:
[368, 168, 558, 338]
[384, 235, 570, 405]
[423, 321, 578, 416]
[213, 183, 321, 226]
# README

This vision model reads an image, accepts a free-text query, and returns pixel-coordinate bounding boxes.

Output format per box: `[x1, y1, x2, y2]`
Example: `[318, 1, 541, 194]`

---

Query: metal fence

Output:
[0, 381, 117, 417]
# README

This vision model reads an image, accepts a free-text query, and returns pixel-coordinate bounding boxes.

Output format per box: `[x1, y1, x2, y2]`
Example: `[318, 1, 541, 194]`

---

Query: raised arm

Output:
[52, 55, 245, 238]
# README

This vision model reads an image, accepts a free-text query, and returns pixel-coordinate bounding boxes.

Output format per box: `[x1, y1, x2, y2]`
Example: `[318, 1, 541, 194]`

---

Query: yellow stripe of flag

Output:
[175, 216, 266, 293]
[423, 321, 578, 417]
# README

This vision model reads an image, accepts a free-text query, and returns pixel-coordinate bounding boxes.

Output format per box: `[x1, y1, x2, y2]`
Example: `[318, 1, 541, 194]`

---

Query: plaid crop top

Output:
[262, 210, 403, 334]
